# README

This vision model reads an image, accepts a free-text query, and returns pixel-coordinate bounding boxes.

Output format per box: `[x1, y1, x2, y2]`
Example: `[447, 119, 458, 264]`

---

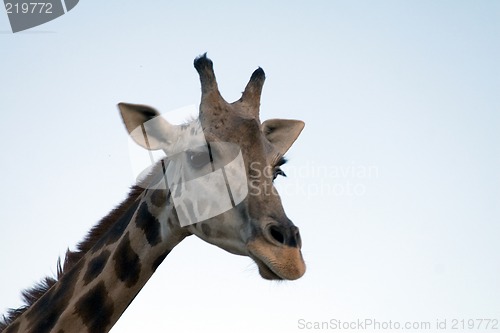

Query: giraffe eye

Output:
[187, 150, 211, 169]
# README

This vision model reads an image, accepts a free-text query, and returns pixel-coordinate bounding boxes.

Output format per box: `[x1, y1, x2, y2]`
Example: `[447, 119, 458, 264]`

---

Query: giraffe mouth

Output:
[249, 254, 284, 280]
[247, 235, 306, 281]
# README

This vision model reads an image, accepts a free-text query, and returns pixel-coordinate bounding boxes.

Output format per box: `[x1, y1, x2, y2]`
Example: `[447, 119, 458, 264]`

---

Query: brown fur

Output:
[0, 185, 145, 331]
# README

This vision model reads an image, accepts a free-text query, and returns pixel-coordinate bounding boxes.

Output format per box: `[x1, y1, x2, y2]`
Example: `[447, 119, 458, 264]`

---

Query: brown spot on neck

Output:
[135, 202, 161, 247]
[150, 189, 169, 207]
[74, 281, 114, 333]
[112, 232, 141, 288]
[82, 250, 111, 286]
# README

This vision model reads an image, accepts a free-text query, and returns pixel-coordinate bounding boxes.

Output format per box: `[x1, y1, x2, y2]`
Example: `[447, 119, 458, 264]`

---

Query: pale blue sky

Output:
[1, 1, 499, 332]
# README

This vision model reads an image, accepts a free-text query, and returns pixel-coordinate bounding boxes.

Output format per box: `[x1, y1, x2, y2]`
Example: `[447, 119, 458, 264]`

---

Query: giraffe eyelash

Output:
[276, 156, 288, 167]
[273, 156, 288, 180]
[273, 167, 286, 180]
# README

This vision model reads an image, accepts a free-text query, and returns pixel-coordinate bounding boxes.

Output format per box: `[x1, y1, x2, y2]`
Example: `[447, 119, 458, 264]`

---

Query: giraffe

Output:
[0, 54, 306, 333]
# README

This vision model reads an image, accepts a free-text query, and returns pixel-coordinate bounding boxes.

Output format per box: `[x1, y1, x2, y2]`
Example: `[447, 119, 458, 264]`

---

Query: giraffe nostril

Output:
[294, 227, 302, 248]
[269, 225, 285, 245]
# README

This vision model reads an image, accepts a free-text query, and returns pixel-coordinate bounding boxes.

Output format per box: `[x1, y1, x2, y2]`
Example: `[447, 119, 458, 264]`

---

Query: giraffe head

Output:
[118, 54, 305, 280]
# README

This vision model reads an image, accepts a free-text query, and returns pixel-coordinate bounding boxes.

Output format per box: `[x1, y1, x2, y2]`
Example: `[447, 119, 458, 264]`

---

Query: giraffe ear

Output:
[118, 103, 177, 150]
[262, 119, 305, 156]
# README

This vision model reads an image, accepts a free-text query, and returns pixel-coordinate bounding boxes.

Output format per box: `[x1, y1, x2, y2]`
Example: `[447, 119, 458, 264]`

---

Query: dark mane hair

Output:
[0, 185, 145, 331]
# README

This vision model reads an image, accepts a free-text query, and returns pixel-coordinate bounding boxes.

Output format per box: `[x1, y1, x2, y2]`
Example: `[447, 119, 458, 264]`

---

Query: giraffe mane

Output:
[0, 185, 145, 331]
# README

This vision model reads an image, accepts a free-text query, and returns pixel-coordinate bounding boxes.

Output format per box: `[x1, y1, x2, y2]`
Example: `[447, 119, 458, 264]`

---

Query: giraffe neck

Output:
[3, 173, 189, 333]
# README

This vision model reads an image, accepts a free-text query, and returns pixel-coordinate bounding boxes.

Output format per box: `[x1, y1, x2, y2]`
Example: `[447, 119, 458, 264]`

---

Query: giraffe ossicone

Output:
[1, 54, 306, 333]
